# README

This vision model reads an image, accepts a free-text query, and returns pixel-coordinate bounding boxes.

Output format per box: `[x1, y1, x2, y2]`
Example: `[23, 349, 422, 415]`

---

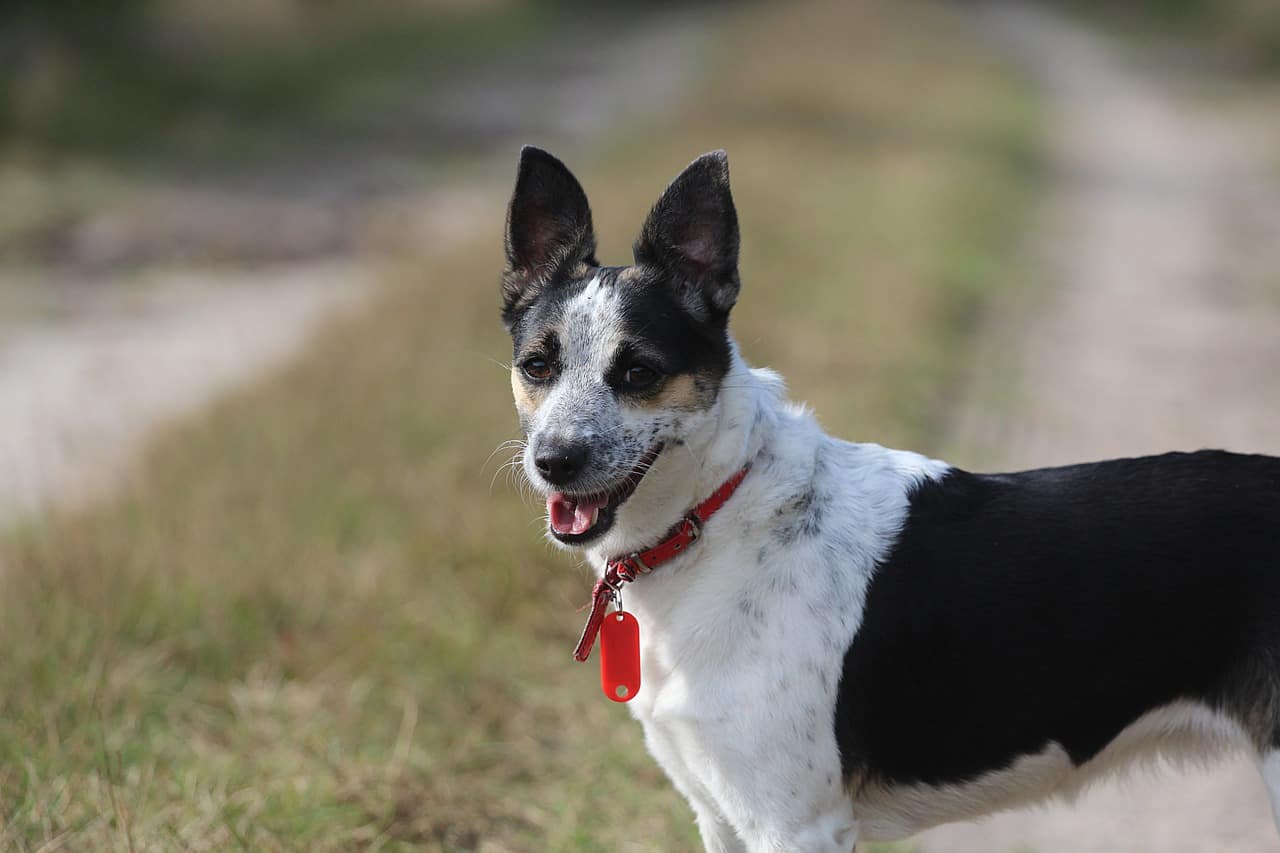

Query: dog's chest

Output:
[618, 466, 887, 811]
[593, 439, 949, 834]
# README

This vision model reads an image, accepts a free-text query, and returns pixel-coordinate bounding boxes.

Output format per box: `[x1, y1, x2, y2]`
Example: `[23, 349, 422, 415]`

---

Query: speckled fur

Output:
[519, 290, 950, 848]
[502, 148, 950, 849]
[500, 147, 1280, 851]
[590, 355, 948, 851]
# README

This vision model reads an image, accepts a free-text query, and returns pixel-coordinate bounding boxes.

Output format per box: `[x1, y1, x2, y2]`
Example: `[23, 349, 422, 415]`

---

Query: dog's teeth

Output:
[590, 508, 600, 527]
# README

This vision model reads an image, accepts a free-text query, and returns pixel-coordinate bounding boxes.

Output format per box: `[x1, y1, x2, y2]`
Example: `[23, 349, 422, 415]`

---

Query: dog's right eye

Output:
[522, 357, 555, 381]
[622, 364, 660, 390]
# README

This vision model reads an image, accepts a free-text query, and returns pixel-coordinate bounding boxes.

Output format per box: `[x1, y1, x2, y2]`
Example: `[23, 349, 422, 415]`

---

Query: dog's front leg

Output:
[691, 800, 748, 853]
[695, 733, 859, 853]
[700, 742, 860, 851]
[736, 814, 860, 853]
[643, 722, 747, 852]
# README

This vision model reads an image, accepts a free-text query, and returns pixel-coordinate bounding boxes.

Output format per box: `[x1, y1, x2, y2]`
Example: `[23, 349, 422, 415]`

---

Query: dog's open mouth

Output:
[546, 444, 663, 544]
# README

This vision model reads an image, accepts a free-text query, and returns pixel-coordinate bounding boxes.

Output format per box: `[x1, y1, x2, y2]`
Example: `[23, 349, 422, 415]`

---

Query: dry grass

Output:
[0, 0, 1038, 849]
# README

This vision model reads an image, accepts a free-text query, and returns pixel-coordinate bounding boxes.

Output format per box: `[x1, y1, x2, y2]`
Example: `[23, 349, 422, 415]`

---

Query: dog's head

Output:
[502, 146, 740, 548]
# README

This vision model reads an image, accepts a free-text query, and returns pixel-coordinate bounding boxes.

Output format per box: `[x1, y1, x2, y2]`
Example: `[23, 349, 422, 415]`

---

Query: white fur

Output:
[855, 700, 1255, 841]
[521, 276, 631, 496]
[523, 280, 761, 558]
[520, 311, 1278, 850]
[577, 350, 946, 850]
[1259, 751, 1280, 836]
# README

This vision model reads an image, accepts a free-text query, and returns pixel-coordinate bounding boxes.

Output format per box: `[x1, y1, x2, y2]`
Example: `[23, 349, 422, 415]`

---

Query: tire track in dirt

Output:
[923, 4, 1280, 851]
[0, 266, 366, 519]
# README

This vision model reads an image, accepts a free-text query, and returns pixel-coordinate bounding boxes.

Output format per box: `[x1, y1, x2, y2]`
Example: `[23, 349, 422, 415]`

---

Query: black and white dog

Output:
[500, 146, 1280, 850]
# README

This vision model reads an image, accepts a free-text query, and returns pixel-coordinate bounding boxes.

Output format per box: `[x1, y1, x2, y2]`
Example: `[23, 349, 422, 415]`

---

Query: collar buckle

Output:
[627, 551, 653, 575]
[574, 461, 753, 663]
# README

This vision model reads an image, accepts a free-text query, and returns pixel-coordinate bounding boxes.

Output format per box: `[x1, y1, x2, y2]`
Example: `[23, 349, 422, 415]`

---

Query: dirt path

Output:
[0, 8, 715, 523]
[0, 267, 366, 519]
[923, 3, 1280, 851]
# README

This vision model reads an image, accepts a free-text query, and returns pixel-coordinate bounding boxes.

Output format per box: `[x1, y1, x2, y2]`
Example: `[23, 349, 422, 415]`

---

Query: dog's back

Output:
[840, 449, 1280, 837]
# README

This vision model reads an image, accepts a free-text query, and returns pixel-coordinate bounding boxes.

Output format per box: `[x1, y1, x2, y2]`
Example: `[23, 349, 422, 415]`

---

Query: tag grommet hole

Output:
[615, 614, 624, 622]
[615, 685, 629, 698]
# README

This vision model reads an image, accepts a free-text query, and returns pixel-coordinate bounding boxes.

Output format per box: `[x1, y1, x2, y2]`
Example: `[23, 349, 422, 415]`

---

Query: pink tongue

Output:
[548, 493, 609, 536]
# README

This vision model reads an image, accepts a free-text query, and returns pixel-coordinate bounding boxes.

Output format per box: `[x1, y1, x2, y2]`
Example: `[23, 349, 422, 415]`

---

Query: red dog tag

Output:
[600, 610, 641, 702]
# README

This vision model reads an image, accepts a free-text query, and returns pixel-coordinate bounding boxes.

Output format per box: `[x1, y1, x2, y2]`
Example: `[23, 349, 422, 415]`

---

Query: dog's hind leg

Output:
[1259, 750, 1280, 837]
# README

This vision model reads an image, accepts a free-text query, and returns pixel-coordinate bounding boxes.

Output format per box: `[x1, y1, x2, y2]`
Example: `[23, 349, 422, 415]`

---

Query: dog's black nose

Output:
[535, 441, 591, 486]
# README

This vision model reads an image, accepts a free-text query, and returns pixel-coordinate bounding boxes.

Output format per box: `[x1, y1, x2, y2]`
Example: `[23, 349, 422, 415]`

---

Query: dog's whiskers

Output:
[490, 454, 526, 496]
[483, 438, 527, 470]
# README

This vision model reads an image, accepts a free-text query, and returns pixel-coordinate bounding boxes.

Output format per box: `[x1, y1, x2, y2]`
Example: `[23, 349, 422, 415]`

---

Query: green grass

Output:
[0, 0, 558, 261]
[1057, 0, 1280, 70]
[0, 0, 1039, 848]
[4, 1, 554, 165]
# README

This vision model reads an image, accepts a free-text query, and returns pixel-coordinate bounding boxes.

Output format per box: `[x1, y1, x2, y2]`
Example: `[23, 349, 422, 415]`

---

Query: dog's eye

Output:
[623, 364, 660, 389]
[522, 357, 554, 381]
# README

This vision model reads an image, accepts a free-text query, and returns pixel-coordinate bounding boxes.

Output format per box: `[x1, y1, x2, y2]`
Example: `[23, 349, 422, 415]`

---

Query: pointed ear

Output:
[633, 150, 740, 315]
[502, 146, 597, 324]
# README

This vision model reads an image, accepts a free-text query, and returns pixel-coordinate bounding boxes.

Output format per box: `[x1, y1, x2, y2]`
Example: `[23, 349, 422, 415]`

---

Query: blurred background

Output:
[1, 0, 1278, 849]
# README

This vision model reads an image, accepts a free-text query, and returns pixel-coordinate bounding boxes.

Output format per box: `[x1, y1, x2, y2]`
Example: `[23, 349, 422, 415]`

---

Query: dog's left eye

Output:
[522, 357, 554, 381]
[623, 364, 660, 389]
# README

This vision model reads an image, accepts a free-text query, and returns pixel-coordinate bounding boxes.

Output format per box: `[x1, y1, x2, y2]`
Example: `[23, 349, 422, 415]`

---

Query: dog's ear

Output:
[503, 146, 597, 326]
[633, 150, 740, 315]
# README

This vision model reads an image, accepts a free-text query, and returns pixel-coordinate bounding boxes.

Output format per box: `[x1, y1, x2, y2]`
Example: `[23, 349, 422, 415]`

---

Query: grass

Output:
[0, 0, 557, 262]
[0, 0, 1039, 849]
[3, 0, 554, 165]
[1057, 0, 1280, 70]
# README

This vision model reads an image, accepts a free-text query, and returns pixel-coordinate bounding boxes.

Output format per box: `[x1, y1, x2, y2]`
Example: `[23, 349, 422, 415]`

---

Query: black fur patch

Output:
[503, 149, 741, 397]
[835, 450, 1280, 789]
[502, 146, 598, 328]
[509, 266, 733, 404]
[633, 150, 740, 316]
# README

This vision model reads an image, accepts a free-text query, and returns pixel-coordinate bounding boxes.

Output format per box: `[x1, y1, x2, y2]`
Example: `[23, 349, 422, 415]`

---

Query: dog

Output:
[499, 145, 1280, 851]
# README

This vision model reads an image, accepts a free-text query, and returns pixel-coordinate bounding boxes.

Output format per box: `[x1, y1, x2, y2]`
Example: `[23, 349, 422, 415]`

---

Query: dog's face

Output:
[502, 147, 741, 548]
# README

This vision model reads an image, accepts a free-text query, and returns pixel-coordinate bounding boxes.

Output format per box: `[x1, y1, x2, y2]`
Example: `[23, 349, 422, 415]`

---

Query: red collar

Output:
[572, 463, 752, 662]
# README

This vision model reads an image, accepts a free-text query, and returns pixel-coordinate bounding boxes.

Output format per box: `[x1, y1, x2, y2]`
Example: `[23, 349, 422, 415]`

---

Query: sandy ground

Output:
[0, 267, 366, 518]
[922, 3, 1280, 851]
[0, 7, 714, 523]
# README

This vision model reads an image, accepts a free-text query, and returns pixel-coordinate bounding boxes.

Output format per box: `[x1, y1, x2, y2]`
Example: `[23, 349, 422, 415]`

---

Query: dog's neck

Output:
[587, 344, 785, 566]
